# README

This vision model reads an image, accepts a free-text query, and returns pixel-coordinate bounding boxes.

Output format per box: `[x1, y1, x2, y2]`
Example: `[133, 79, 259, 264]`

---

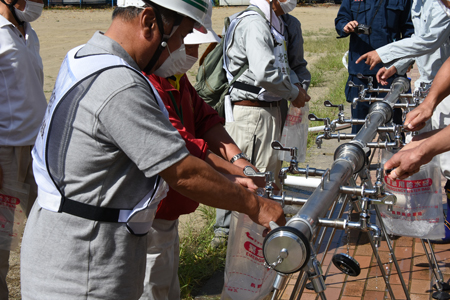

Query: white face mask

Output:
[279, 0, 297, 14]
[15, 0, 44, 23]
[176, 55, 198, 75]
[153, 44, 187, 78]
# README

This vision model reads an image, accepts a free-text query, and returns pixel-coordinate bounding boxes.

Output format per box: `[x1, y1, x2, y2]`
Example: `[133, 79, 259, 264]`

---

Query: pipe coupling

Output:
[368, 101, 393, 124]
[334, 143, 366, 174]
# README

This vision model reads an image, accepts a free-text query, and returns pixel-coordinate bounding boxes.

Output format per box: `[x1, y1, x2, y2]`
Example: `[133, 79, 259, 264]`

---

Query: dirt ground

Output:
[32, 5, 341, 99]
[6, 4, 341, 299]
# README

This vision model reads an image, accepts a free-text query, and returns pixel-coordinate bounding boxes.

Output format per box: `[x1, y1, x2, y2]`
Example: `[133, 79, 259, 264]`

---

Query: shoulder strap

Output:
[225, 6, 267, 95]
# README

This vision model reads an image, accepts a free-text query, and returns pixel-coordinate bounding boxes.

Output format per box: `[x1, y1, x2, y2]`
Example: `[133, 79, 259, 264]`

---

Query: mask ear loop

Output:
[143, 3, 183, 73]
[0, 0, 24, 26]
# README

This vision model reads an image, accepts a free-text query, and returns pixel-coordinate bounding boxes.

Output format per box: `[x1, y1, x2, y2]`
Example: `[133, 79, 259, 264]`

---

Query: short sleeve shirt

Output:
[21, 31, 189, 300]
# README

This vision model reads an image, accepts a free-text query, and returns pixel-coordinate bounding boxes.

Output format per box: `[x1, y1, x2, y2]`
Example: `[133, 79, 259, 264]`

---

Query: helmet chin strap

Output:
[0, 0, 24, 26]
[143, 4, 183, 74]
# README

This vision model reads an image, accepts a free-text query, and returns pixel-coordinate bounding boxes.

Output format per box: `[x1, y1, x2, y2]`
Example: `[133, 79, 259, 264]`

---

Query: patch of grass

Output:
[309, 66, 325, 87]
[327, 68, 348, 104]
[309, 50, 347, 87]
[178, 205, 227, 299]
[307, 68, 348, 148]
[305, 25, 349, 148]
[302, 28, 336, 38]
[303, 29, 348, 54]
[315, 53, 345, 71]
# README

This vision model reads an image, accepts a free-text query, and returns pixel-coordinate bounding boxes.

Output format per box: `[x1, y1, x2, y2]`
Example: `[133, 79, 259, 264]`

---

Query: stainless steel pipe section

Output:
[287, 76, 409, 238]
[263, 77, 410, 273]
[352, 77, 410, 147]
[269, 194, 308, 206]
[286, 159, 355, 238]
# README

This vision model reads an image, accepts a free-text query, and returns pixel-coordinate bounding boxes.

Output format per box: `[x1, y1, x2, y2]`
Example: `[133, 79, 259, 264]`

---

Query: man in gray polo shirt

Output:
[19, 1, 285, 299]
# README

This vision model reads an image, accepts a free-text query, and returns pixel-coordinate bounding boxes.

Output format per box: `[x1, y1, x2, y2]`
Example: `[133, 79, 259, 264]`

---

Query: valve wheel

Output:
[332, 253, 361, 277]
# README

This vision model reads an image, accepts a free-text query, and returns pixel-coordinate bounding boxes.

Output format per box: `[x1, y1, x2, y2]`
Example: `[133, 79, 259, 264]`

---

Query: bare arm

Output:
[159, 155, 286, 229]
[222, 173, 258, 193]
[202, 123, 258, 171]
[401, 129, 440, 151]
[204, 150, 268, 189]
[204, 150, 248, 176]
[404, 57, 450, 131]
[384, 128, 447, 180]
[202, 123, 243, 163]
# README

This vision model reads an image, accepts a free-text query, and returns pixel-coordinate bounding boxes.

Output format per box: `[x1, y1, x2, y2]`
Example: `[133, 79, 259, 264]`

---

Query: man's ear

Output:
[141, 7, 158, 40]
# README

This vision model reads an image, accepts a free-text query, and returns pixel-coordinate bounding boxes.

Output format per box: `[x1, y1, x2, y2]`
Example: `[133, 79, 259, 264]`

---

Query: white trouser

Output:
[140, 219, 180, 300]
[0, 146, 37, 300]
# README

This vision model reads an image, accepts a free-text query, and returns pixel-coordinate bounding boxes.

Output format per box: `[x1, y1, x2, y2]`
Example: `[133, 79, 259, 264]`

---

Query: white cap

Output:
[184, 2, 220, 44]
[117, 0, 208, 33]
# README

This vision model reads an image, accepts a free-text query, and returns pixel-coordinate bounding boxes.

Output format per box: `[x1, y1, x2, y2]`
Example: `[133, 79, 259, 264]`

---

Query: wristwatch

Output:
[230, 152, 250, 164]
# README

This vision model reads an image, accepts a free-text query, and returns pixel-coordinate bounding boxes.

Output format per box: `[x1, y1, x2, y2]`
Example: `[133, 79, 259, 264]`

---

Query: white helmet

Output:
[117, 0, 208, 33]
[184, 2, 220, 45]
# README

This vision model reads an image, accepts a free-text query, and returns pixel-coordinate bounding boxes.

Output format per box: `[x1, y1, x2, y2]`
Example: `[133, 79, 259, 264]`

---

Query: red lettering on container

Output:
[244, 241, 264, 258]
[384, 177, 432, 189]
[0, 194, 20, 206]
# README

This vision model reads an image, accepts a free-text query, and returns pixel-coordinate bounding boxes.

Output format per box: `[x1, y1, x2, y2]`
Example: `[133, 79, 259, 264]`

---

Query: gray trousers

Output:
[140, 219, 180, 300]
[214, 208, 232, 235]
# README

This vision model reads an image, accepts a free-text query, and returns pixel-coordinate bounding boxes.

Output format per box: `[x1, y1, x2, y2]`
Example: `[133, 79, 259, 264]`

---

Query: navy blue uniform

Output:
[335, 0, 414, 133]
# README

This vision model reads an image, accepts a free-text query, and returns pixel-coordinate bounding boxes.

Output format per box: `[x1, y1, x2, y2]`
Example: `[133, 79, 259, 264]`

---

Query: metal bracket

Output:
[320, 168, 331, 190]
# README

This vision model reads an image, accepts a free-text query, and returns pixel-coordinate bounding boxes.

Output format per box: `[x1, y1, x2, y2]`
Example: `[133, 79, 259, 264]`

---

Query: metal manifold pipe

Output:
[262, 77, 410, 274]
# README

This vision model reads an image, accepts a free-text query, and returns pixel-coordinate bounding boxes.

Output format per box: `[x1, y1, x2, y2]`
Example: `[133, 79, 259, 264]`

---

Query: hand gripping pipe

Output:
[262, 77, 410, 274]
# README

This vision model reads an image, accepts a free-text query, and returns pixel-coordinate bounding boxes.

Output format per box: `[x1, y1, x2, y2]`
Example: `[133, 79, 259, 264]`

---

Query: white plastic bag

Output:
[279, 102, 309, 162]
[0, 180, 29, 251]
[221, 212, 276, 300]
[379, 150, 445, 239]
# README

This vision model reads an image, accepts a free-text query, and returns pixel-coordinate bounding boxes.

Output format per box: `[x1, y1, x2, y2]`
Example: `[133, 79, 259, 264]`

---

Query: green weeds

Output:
[309, 66, 326, 87]
[303, 28, 348, 53]
[307, 68, 348, 148]
[178, 205, 227, 299]
[303, 29, 349, 148]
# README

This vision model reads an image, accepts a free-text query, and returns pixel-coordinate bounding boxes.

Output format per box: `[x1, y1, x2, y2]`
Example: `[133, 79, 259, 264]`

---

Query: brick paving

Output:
[278, 203, 450, 300]
[277, 69, 450, 300]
